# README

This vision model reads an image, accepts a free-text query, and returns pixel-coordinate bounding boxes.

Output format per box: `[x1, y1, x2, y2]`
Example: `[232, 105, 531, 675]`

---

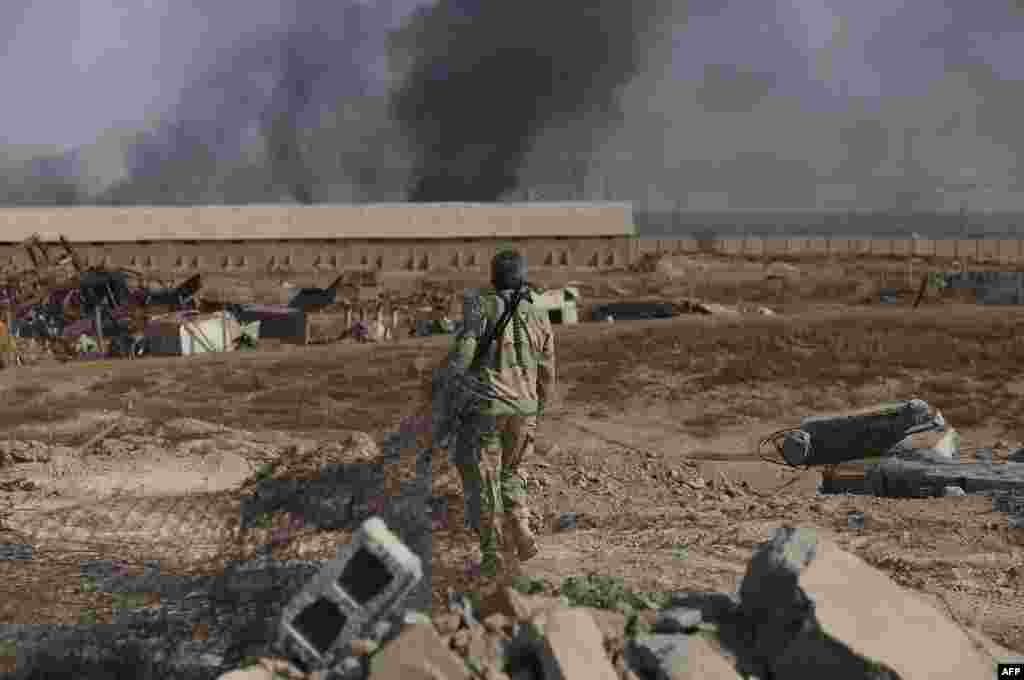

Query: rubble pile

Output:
[209, 525, 999, 680]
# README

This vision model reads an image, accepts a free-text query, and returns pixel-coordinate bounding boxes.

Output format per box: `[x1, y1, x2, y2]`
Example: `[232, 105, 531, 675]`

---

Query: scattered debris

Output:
[590, 301, 677, 321]
[761, 399, 946, 469]
[847, 510, 865, 529]
[0, 234, 204, 364]
[531, 286, 580, 325]
[145, 310, 243, 356]
[208, 526, 997, 680]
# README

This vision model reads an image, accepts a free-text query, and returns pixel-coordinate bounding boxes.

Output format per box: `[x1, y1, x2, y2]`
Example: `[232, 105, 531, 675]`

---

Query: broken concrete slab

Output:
[478, 587, 568, 623]
[735, 527, 819, 672]
[992, 491, 1024, 516]
[669, 634, 744, 680]
[535, 608, 619, 680]
[779, 400, 945, 467]
[652, 607, 703, 634]
[799, 535, 995, 680]
[366, 622, 470, 680]
[866, 458, 1024, 497]
[625, 634, 690, 680]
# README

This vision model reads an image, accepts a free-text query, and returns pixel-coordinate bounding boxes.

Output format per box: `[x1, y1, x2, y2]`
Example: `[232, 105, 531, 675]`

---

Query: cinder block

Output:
[278, 516, 423, 671]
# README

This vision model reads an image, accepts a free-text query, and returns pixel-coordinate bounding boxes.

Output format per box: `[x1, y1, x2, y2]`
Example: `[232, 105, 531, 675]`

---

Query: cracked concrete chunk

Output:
[625, 634, 689, 680]
[653, 607, 703, 634]
[536, 608, 617, 680]
[798, 536, 994, 680]
[367, 622, 470, 680]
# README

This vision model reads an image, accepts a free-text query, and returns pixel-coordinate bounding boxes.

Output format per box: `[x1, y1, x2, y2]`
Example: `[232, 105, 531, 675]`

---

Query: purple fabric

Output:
[62, 318, 95, 338]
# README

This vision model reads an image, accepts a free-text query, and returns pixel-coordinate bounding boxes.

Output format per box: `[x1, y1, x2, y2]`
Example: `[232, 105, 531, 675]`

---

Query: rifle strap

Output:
[469, 288, 524, 374]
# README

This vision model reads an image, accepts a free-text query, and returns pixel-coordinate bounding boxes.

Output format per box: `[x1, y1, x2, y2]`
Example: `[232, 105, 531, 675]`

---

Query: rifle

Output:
[438, 286, 535, 443]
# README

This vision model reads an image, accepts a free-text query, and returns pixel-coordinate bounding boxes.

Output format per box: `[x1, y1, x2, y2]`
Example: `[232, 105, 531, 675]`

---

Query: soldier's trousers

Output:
[456, 413, 537, 570]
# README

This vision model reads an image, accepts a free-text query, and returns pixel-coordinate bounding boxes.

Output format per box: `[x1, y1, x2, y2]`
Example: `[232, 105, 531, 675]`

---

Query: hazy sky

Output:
[2, 0, 1023, 210]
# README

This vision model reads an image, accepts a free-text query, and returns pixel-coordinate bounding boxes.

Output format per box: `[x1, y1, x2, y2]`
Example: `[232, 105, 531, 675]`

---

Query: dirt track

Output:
[1, 260, 1023, 657]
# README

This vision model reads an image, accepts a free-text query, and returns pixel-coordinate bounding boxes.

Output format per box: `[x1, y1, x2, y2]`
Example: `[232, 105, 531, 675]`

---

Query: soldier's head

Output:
[491, 250, 527, 291]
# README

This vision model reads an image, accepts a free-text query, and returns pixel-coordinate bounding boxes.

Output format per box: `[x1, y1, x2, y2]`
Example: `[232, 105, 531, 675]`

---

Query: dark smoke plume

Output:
[94, 1, 401, 205]
[389, 0, 671, 202]
[264, 32, 328, 205]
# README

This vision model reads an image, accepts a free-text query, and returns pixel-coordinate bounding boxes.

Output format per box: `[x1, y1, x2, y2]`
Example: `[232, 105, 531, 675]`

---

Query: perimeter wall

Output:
[634, 236, 1024, 264]
[2, 204, 1024, 278]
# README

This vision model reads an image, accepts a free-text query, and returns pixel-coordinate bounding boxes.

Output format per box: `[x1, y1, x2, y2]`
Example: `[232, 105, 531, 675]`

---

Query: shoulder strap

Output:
[469, 288, 526, 373]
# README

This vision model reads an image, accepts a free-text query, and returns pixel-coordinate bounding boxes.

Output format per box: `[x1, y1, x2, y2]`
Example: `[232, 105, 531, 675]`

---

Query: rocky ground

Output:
[0, 255, 1022, 678]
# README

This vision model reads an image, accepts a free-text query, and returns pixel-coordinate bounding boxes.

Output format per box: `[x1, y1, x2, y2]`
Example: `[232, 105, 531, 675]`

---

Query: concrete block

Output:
[806, 238, 828, 256]
[366, 622, 470, 680]
[850, 239, 871, 256]
[998, 239, 1021, 263]
[537, 608, 618, 680]
[911, 238, 935, 257]
[626, 634, 690, 680]
[676, 238, 699, 254]
[478, 587, 567, 623]
[978, 239, 1000, 261]
[828, 239, 850, 257]
[785, 239, 807, 256]
[955, 239, 978, 260]
[721, 239, 743, 256]
[278, 516, 423, 671]
[653, 608, 703, 633]
[637, 238, 660, 256]
[677, 634, 743, 679]
[934, 240, 956, 258]
[743, 237, 764, 257]
[869, 239, 894, 256]
[799, 536, 994, 679]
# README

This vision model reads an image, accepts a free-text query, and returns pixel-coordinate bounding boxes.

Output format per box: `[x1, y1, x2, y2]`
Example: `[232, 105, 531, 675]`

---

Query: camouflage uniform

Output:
[452, 287, 556, 577]
[0, 320, 15, 369]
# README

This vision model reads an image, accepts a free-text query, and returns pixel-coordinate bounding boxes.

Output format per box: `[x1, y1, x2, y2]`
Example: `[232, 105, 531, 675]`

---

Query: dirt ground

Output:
[1, 254, 1023, 660]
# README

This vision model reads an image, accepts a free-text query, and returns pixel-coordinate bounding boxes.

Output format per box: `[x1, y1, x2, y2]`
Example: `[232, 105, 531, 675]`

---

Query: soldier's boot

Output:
[504, 506, 539, 562]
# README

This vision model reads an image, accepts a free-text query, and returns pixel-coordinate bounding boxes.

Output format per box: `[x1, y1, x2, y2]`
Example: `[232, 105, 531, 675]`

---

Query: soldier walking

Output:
[451, 250, 556, 577]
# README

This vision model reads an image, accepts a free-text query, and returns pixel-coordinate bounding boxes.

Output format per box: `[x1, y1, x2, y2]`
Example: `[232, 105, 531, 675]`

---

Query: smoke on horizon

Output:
[2, 0, 1024, 219]
[388, 0, 673, 202]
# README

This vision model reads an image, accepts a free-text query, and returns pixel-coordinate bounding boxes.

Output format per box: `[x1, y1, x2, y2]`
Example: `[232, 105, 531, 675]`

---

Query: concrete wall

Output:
[0, 202, 635, 242]
[0, 236, 634, 277]
[7, 234, 1024, 278]
[639, 237, 1024, 263]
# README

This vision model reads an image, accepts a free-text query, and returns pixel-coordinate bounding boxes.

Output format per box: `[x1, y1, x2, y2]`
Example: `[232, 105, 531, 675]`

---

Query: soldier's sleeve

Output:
[536, 313, 556, 410]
